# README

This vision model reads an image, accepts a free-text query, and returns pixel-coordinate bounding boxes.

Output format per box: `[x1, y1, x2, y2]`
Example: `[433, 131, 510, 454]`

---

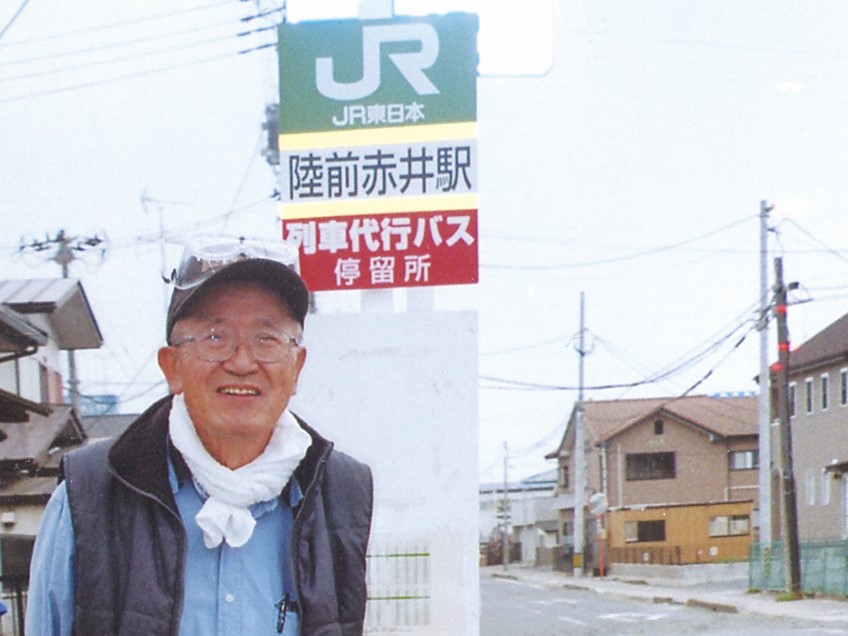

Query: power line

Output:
[0, 48, 250, 104]
[0, 0, 32, 41]
[0, 0, 235, 46]
[508, 417, 567, 458]
[779, 218, 848, 268]
[481, 308, 760, 393]
[0, 30, 264, 84]
[480, 333, 579, 357]
[0, 14, 251, 70]
[220, 127, 266, 233]
[482, 214, 758, 271]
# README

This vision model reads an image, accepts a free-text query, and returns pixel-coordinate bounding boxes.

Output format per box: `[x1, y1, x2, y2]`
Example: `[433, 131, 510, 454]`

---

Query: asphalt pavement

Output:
[486, 564, 848, 629]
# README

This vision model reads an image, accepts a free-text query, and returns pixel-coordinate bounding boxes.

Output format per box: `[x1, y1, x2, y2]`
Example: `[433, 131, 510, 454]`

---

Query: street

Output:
[480, 575, 848, 635]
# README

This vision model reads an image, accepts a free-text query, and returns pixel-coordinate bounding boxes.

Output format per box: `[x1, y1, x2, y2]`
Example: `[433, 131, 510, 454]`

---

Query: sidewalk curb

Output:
[685, 598, 738, 613]
[485, 566, 848, 627]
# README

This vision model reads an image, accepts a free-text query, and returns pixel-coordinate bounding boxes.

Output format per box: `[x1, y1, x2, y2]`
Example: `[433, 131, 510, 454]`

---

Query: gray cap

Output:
[166, 258, 309, 342]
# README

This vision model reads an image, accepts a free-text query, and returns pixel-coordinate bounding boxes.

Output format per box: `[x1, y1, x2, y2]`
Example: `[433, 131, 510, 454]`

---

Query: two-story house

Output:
[776, 310, 848, 541]
[0, 279, 102, 584]
[547, 394, 759, 569]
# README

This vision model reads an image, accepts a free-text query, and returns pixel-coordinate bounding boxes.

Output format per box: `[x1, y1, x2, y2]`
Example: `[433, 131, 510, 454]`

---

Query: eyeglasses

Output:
[167, 236, 300, 290]
[172, 327, 302, 363]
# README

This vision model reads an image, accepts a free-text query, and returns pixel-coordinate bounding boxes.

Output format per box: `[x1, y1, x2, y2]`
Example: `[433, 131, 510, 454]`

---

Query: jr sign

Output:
[315, 23, 440, 100]
[278, 14, 478, 134]
[278, 13, 479, 292]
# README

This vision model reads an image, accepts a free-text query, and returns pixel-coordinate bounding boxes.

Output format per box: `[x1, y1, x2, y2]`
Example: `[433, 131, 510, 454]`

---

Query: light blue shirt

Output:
[26, 456, 302, 635]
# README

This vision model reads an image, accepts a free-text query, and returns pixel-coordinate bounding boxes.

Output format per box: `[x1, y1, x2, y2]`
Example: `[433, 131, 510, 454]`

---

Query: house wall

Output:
[0, 345, 63, 404]
[0, 363, 17, 395]
[552, 405, 759, 558]
[787, 364, 848, 540]
[0, 504, 44, 539]
[605, 414, 746, 508]
[725, 436, 760, 504]
[479, 487, 555, 541]
[607, 500, 754, 564]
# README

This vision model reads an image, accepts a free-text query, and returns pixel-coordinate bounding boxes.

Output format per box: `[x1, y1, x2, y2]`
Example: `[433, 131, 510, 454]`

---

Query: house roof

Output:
[0, 387, 52, 422]
[0, 405, 86, 470]
[81, 413, 137, 440]
[783, 310, 848, 375]
[0, 304, 48, 353]
[479, 468, 558, 494]
[547, 394, 758, 458]
[0, 278, 102, 350]
[0, 475, 57, 502]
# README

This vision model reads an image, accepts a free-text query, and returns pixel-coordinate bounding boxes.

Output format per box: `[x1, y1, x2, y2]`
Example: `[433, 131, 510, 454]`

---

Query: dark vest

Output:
[62, 396, 373, 635]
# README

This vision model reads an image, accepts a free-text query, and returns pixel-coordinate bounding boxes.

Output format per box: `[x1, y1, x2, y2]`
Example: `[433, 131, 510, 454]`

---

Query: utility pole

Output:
[773, 257, 802, 598]
[501, 441, 510, 572]
[573, 291, 587, 577]
[758, 201, 773, 545]
[140, 189, 186, 315]
[18, 230, 107, 414]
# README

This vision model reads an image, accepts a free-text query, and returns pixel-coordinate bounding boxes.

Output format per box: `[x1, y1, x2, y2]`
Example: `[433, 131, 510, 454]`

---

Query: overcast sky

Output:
[3, 1, 848, 481]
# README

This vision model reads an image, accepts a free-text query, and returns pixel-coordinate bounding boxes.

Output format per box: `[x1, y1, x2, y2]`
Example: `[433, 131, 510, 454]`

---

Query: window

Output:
[805, 378, 813, 414]
[841, 368, 847, 407]
[560, 463, 570, 489]
[653, 419, 664, 435]
[729, 449, 758, 471]
[789, 382, 796, 418]
[821, 373, 829, 411]
[822, 472, 832, 506]
[625, 452, 675, 481]
[625, 520, 666, 543]
[709, 515, 750, 537]
[806, 469, 817, 506]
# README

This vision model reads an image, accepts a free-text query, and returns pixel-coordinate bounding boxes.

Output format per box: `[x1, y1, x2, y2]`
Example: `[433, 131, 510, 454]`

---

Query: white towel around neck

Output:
[168, 394, 311, 549]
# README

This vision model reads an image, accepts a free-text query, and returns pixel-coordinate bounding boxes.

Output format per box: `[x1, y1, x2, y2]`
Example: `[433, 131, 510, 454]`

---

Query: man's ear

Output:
[157, 346, 184, 395]
[291, 346, 307, 395]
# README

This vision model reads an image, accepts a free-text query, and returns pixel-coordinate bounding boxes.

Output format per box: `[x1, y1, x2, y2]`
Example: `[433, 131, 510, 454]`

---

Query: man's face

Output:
[158, 280, 307, 467]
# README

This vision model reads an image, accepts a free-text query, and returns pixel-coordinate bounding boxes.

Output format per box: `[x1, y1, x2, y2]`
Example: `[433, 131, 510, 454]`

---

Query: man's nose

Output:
[223, 340, 259, 370]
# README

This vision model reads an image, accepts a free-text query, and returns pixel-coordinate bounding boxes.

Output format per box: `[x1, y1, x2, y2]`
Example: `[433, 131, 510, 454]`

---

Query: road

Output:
[480, 575, 848, 635]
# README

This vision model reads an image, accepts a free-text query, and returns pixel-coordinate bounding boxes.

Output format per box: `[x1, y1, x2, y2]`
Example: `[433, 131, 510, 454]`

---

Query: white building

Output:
[479, 469, 558, 565]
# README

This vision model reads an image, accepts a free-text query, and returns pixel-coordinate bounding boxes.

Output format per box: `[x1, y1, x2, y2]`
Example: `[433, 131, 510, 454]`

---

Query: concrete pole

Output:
[758, 201, 772, 545]
[502, 441, 509, 572]
[54, 233, 81, 415]
[773, 257, 802, 598]
[573, 292, 586, 577]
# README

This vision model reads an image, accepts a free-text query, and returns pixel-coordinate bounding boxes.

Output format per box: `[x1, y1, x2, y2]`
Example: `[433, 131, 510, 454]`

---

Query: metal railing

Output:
[750, 540, 848, 596]
[365, 542, 430, 630]
[0, 575, 27, 636]
[609, 545, 682, 565]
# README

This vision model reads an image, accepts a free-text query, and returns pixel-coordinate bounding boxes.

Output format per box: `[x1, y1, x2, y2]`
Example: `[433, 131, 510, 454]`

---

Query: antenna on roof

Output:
[16, 229, 109, 414]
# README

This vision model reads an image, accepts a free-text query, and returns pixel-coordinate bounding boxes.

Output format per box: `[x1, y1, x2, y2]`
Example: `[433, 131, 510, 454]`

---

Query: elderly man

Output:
[27, 238, 373, 635]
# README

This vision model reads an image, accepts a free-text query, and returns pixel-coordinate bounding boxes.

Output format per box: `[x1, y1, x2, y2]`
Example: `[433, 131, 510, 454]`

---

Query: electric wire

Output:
[0, 29, 267, 84]
[481, 214, 758, 271]
[779, 218, 848, 268]
[0, 0, 32, 41]
[0, 48, 251, 104]
[219, 127, 266, 234]
[480, 305, 760, 392]
[0, 0, 235, 46]
[0, 16, 256, 69]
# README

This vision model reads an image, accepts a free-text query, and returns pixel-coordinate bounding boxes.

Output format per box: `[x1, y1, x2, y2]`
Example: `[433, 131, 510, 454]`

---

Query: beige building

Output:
[547, 395, 759, 568]
[775, 310, 848, 540]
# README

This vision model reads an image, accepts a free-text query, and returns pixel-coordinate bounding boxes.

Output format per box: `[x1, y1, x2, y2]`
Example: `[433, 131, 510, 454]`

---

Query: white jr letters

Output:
[315, 23, 440, 100]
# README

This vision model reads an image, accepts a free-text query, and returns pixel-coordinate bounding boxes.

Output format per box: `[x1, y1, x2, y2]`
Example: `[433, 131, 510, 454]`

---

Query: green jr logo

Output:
[315, 23, 440, 101]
